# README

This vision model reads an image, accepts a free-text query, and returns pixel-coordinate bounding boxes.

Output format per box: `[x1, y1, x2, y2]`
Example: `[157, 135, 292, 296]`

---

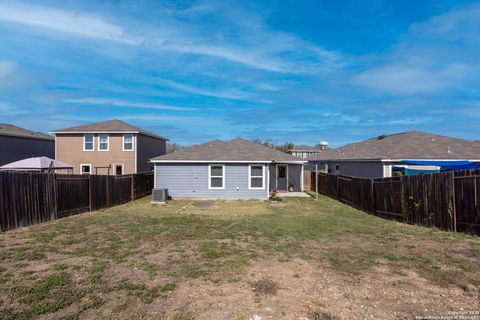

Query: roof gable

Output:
[52, 119, 167, 140]
[151, 138, 305, 162]
[306, 131, 480, 161]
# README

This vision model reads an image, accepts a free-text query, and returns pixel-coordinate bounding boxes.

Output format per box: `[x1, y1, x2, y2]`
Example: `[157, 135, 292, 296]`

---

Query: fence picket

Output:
[312, 170, 479, 236]
[0, 171, 154, 232]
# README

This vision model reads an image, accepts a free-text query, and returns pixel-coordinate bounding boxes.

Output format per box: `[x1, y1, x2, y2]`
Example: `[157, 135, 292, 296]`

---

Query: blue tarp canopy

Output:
[401, 160, 480, 171]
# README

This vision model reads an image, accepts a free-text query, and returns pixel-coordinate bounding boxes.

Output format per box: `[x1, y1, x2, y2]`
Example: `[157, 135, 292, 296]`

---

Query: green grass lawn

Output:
[0, 195, 479, 319]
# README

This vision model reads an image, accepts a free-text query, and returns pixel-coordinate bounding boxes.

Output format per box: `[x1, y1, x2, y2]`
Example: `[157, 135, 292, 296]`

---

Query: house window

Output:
[208, 165, 224, 189]
[123, 134, 134, 151]
[114, 164, 123, 175]
[99, 134, 109, 151]
[83, 134, 94, 151]
[249, 165, 264, 189]
[80, 164, 91, 175]
[335, 164, 340, 172]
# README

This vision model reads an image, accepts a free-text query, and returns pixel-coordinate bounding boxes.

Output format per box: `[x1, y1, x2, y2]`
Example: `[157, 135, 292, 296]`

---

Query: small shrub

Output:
[310, 311, 338, 320]
[250, 278, 278, 296]
[269, 189, 282, 201]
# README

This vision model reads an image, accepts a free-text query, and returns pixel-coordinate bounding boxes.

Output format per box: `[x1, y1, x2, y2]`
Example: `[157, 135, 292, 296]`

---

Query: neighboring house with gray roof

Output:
[51, 120, 167, 175]
[151, 138, 307, 199]
[287, 145, 324, 159]
[0, 123, 54, 166]
[306, 131, 480, 178]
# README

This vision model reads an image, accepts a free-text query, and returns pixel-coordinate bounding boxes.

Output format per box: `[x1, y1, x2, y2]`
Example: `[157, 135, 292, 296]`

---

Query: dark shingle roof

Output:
[151, 138, 305, 162]
[0, 124, 54, 141]
[52, 119, 167, 140]
[306, 131, 480, 161]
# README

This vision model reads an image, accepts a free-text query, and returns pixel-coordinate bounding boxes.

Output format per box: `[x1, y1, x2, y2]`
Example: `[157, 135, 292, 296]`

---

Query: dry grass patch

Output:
[0, 195, 479, 319]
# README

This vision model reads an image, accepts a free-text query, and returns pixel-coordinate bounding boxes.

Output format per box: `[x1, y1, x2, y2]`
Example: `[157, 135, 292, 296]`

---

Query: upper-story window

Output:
[83, 134, 94, 151]
[99, 134, 109, 151]
[123, 134, 134, 151]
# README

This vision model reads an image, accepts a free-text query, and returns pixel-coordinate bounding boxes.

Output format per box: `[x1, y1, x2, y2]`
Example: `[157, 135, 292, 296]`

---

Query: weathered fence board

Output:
[0, 171, 153, 232]
[311, 170, 480, 236]
[56, 175, 89, 218]
[303, 171, 312, 192]
[454, 170, 480, 235]
[374, 177, 403, 221]
[133, 172, 154, 199]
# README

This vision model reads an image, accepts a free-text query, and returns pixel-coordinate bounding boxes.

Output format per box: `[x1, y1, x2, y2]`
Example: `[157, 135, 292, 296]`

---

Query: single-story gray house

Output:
[150, 138, 307, 199]
[306, 131, 480, 178]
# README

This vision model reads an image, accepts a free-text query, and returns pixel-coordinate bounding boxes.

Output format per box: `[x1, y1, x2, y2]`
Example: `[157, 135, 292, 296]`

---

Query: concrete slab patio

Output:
[277, 191, 311, 197]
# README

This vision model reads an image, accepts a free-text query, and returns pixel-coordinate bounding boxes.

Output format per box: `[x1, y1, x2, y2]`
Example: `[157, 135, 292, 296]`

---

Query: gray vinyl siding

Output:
[308, 160, 385, 178]
[155, 163, 268, 199]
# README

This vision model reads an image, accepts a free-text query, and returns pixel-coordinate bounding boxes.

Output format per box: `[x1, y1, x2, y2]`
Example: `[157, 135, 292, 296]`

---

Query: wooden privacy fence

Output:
[0, 171, 154, 231]
[310, 170, 480, 236]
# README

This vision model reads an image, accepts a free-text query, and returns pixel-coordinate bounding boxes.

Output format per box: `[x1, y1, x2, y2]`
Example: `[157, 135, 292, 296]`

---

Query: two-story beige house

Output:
[52, 120, 167, 175]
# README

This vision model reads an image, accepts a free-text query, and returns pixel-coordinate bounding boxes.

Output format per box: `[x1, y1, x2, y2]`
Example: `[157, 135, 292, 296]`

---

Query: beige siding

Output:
[56, 133, 136, 174]
[136, 134, 166, 172]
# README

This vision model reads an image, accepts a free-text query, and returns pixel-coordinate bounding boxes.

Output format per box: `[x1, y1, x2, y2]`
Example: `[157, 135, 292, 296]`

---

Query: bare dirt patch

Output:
[153, 258, 479, 320]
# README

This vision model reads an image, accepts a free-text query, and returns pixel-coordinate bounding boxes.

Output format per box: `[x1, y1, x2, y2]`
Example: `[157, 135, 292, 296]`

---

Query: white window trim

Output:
[83, 134, 95, 152]
[80, 164, 92, 175]
[248, 164, 265, 190]
[98, 134, 109, 151]
[113, 163, 124, 175]
[208, 164, 225, 190]
[122, 134, 135, 151]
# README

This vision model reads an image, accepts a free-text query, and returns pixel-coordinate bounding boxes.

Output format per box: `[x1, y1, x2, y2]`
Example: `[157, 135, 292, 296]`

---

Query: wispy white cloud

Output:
[118, 114, 221, 125]
[155, 78, 253, 100]
[64, 98, 196, 111]
[352, 3, 480, 94]
[0, 101, 26, 115]
[0, 2, 138, 44]
[0, 2, 342, 73]
[385, 117, 439, 125]
[353, 63, 472, 94]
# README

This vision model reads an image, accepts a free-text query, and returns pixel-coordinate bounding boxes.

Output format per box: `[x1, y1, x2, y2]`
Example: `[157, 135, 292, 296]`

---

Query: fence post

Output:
[315, 164, 318, 200]
[451, 172, 457, 232]
[52, 173, 58, 221]
[336, 175, 340, 199]
[130, 174, 135, 201]
[88, 175, 92, 212]
[369, 178, 375, 215]
[400, 176, 407, 223]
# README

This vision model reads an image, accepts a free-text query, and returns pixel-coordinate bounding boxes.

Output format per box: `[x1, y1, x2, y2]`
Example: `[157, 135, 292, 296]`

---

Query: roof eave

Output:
[150, 159, 306, 164]
[51, 130, 168, 141]
[0, 133, 55, 141]
[50, 130, 140, 134]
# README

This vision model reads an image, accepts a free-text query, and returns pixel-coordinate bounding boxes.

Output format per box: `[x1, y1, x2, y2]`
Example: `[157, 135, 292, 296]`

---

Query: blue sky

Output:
[0, 0, 479, 147]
